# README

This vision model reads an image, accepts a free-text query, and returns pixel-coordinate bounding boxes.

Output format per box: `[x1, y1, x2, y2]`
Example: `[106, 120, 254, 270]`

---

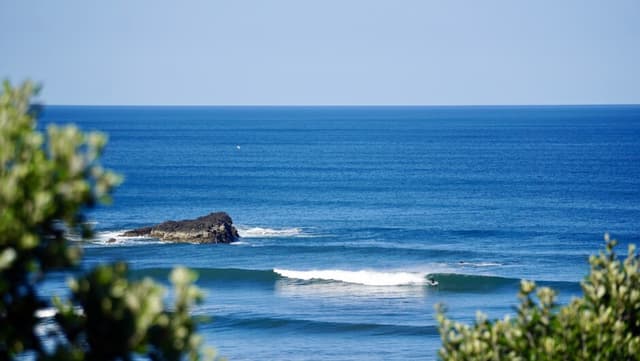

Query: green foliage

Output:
[437, 235, 640, 361]
[51, 265, 205, 361]
[0, 81, 210, 360]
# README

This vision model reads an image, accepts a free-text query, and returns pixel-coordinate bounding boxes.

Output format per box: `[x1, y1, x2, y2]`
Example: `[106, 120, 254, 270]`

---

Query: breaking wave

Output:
[457, 261, 503, 267]
[130, 267, 581, 293]
[82, 224, 311, 246]
[85, 230, 168, 247]
[274, 269, 429, 286]
[237, 226, 306, 238]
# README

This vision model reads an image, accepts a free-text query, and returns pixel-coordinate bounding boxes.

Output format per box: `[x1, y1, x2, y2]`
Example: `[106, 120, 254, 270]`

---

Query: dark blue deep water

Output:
[40, 106, 640, 360]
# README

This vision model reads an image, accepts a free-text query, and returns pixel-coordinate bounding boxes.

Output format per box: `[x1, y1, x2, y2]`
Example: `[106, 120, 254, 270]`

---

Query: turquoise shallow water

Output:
[40, 105, 640, 360]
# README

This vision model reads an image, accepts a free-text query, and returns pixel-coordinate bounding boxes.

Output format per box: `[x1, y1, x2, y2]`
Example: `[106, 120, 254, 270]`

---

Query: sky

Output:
[1, 0, 639, 105]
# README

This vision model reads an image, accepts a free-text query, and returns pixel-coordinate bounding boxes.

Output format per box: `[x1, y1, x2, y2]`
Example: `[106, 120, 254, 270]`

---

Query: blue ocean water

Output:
[40, 106, 640, 360]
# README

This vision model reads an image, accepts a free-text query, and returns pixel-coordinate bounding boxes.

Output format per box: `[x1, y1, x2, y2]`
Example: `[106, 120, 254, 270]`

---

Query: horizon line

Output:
[42, 103, 640, 108]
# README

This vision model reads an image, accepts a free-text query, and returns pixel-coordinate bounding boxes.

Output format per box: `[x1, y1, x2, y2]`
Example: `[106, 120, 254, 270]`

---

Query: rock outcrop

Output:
[122, 212, 239, 244]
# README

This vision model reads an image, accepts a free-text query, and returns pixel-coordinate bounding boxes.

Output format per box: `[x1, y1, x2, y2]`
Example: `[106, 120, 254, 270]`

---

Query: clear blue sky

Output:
[1, 0, 639, 105]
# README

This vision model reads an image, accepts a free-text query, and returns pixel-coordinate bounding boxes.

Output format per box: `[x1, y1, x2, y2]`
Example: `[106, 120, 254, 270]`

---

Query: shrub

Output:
[437, 235, 640, 360]
[0, 81, 209, 360]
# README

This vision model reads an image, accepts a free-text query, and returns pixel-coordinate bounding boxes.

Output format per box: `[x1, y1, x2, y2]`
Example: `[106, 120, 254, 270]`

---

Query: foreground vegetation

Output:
[437, 235, 640, 360]
[0, 81, 209, 360]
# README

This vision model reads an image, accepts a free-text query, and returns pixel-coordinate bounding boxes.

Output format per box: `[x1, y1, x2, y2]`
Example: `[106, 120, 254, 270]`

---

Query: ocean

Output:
[39, 105, 640, 360]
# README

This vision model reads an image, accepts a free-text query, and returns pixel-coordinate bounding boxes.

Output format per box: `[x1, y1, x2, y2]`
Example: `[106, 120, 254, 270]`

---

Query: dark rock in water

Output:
[107, 238, 117, 243]
[121, 212, 240, 244]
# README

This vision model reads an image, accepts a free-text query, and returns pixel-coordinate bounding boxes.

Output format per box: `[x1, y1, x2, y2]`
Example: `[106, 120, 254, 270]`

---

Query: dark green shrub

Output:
[437, 235, 640, 360]
[0, 81, 210, 361]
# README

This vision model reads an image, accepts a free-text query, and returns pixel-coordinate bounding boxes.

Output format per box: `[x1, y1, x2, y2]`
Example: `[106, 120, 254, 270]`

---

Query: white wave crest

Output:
[35, 306, 83, 318]
[87, 231, 167, 247]
[35, 308, 57, 318]
[238, 226, 304, 238]
[230, 241, 250, 246]
[458, 261, 503, 267]
[273, 268, 428, 286]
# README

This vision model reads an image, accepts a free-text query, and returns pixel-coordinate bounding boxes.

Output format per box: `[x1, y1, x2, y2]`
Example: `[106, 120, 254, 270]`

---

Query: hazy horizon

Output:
[42, 103, 640, 108]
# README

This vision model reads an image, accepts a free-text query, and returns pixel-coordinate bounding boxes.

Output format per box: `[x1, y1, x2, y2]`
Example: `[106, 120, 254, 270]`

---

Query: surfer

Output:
[426, 277, 439, 287]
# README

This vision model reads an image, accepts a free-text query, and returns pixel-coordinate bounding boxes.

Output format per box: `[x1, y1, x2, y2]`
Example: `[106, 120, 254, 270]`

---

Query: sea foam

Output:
[458, 261, 503, 267]
[237, 226, 305, 238]
[86, 231, 167, 247]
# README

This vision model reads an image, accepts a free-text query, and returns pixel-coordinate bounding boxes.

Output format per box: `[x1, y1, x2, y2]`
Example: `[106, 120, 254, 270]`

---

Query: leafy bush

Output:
[0, 81, 209, 360]
[437, 235, 640, 360]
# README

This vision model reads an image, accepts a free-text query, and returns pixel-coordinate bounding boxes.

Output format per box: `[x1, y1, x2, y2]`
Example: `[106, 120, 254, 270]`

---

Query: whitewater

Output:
[274, 268, 430, 286]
